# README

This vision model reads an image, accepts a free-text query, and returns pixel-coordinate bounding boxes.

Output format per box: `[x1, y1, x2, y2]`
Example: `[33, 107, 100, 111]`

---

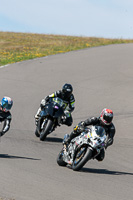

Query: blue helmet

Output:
[0, 96, 13, 112]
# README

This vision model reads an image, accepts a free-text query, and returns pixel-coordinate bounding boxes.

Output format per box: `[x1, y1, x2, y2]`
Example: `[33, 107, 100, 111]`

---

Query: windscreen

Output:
[95, 126, 105, 137]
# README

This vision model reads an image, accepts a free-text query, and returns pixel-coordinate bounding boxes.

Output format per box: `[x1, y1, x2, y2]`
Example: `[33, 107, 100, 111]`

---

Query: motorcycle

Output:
[35, 97, 67, 141]
[57, 125, 107, 171]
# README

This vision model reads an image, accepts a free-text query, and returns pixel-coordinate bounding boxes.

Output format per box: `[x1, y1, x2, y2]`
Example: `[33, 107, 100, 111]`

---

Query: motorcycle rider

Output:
[35, 83, 75, 127]
[63, 108, 115, 162]
[0, 97, 13, 137]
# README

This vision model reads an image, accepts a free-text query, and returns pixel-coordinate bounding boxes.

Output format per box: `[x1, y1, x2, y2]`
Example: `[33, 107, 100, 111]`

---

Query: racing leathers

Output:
[65, 116, 115, 161]
[0, 109, 12, 137]
[35, 90, 75, 126]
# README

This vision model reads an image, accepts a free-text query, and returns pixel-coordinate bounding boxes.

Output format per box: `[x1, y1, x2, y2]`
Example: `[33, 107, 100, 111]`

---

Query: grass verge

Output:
[0, 31, 133, 66]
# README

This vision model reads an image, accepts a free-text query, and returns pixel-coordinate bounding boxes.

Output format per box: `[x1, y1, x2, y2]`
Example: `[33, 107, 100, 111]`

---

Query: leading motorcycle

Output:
[57, 125, 107, 171]
[35, 97, 67, 141]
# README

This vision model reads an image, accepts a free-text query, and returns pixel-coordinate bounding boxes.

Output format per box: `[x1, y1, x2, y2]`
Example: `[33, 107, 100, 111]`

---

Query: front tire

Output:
[72, 147, 92, 171]
[57, 149, 67, 166]
[40, 119, 53, 141]
[35, 127, 40, 137]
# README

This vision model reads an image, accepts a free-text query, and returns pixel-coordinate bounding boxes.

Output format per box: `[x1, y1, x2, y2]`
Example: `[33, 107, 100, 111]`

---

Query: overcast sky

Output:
[0, 0, 133, 39]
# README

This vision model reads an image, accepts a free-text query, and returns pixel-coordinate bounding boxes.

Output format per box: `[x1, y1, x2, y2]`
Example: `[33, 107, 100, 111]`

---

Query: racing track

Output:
[0, 44, 133, 200]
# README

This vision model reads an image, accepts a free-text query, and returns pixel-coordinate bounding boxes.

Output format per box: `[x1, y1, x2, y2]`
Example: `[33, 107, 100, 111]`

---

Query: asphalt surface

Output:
[0, 44, 133, 200]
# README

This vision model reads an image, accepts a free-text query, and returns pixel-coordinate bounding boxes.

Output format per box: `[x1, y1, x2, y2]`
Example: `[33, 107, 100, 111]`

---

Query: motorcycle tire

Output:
[35, 127, 40, 137]
[57, 149, 67, 166]
[40, 119, 53, 141]
[72, 147, 92, 171]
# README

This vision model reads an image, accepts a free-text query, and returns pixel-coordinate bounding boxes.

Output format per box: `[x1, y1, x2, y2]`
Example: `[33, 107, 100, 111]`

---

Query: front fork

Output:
[41, 118, 48, 129]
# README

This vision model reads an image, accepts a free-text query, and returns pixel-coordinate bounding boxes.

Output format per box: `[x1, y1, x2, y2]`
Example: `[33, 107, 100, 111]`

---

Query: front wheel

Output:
[72, 147, 92, 171]
[40, 119, 54, 141]
[57, 149, 67, 166]
[35, 127, 40, 137]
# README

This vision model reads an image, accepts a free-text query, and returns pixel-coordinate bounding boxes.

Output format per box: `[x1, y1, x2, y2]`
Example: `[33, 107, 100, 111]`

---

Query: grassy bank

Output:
[0, 31, 133, 66]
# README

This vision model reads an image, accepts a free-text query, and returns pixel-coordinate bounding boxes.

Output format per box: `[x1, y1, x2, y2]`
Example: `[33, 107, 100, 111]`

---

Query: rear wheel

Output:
[40, 119, 53, 141]
[72, 147, 92, 171]
[57, 149, 67, 166]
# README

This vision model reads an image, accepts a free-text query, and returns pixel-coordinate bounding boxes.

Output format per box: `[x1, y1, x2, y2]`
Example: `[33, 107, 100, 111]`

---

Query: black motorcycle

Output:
[35, 97, 67, 141]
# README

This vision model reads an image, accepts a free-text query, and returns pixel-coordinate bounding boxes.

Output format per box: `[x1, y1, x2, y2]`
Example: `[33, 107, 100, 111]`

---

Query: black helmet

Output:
[62, 83, 73, 99]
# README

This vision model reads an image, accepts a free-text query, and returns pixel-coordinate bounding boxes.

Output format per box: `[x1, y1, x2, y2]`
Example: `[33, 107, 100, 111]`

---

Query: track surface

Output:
[0, 44, 133, 200]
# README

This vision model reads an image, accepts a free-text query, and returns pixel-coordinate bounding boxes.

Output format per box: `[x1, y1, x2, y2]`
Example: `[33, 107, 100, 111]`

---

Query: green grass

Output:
[0, 31, 133, 66]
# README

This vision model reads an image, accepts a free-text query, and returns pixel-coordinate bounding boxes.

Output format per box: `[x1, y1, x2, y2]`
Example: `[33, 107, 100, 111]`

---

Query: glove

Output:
[73, 121, 85, 133]
[73, 125, 79, 132]
[78, 121, 85, 127]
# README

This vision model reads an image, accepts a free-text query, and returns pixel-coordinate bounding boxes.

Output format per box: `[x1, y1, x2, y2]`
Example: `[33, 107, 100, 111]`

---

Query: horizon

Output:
[0, 0, 133, 39]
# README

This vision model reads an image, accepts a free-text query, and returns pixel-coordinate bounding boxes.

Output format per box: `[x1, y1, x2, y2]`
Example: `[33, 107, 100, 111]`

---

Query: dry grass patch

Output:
[0, 31, 133, 66]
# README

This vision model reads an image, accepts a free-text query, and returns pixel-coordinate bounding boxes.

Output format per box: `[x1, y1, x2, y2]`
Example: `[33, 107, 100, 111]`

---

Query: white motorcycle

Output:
[57, 125, 107, 171]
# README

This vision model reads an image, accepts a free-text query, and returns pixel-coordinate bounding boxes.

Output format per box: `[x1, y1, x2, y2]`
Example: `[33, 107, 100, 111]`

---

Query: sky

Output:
[0, 0, 133, 39]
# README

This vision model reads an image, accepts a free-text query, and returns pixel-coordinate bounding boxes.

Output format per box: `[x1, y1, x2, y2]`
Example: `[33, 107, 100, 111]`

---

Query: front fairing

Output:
[41, 101, 64, 118]
[71, 126, 106, 150]
[40, 109, 48, 117]
[87, 126, 106, 149]
[52, 103, 64, 118]
[41, 103, 54, 117]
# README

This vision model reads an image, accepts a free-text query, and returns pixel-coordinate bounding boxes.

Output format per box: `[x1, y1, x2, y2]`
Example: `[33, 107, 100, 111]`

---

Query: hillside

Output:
[0, 31, 133, 66]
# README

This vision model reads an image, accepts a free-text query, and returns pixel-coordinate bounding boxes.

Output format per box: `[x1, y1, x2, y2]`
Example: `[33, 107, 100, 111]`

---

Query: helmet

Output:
[100, 108, 113, 125]
[0, 96, 13, 112]
[62, 83, 73, 99]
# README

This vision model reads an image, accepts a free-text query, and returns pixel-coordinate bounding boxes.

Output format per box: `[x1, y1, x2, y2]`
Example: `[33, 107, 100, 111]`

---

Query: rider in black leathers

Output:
[35, 83, 75, 127]
[64, 108, 115, 161]
[0, 97, 13, 137]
